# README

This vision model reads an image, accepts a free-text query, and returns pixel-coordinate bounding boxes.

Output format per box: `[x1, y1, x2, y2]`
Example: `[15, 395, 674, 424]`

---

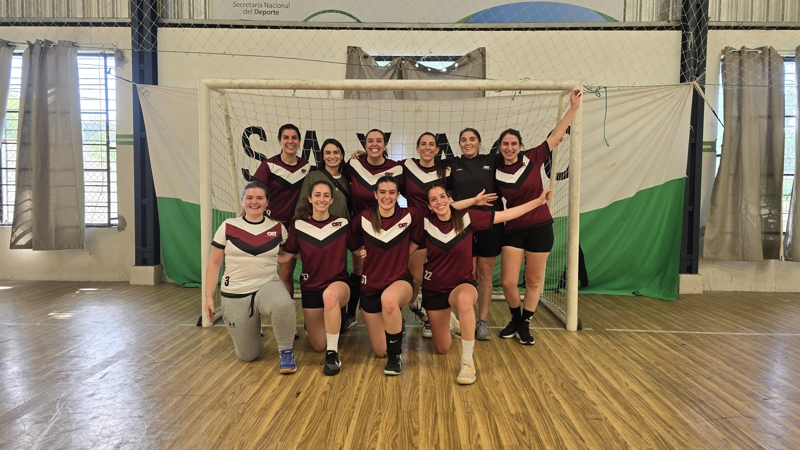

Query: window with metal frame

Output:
[0, 52, 117, 227]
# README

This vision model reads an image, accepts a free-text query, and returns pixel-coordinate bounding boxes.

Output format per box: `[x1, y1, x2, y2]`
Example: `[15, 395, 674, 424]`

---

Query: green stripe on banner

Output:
[577, 178, 685, 300]
[156, 197, 313, 287]
[156, 197, 203, 287]
[702, 141, 716, 152]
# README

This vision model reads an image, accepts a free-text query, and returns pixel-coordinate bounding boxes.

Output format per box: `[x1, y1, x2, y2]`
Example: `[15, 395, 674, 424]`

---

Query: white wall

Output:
[158, 28, 682, 88]
[0, 27, 134, 281]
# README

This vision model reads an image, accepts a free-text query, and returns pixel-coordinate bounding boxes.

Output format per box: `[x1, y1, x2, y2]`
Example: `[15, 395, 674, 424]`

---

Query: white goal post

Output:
[198, 78, 582, 331]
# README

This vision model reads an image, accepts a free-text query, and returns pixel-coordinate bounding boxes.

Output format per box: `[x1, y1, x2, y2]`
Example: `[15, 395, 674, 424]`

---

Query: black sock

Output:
[341, 307, 347, 319]
[347, 273, 361, 315]
[509, 306, 521, 320]
[522, 308, 535, 324]
[385, 331, 403, 355]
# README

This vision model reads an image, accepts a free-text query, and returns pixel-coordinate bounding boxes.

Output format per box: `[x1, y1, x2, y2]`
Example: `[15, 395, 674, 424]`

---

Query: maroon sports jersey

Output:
[284, 215, 361, 292]
[412, 209, 494, 293]
[345, 156, 404, 215]
[252, 154, 311, 222]
[495, 141, 553, 232]
[402, 158, 452, 210]
[351, 207, 426, 292]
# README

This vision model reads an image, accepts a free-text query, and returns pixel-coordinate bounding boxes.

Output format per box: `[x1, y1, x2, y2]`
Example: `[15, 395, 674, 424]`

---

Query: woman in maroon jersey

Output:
[402, 132, 451, 338]
[280, 180, 362, 376]
[350, 176, 423, 376]
[409, 183, 552, 384]
[346, 129, 404, 215]
[252, 123, 312, 296]
[495, 89, 581, 346]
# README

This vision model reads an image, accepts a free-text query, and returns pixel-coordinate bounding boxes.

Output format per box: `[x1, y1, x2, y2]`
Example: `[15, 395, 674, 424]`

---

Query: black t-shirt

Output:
[445, 153, 504, 212]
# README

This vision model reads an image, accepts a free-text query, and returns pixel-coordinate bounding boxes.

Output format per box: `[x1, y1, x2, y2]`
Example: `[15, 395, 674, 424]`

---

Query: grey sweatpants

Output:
[221, 279, 296, 361]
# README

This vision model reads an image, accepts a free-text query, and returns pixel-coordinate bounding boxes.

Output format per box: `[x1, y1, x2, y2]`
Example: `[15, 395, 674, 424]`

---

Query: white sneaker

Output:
[449, 311, 461, 337]
[421, 321, 433, 338]
[456, 358, 476, 385]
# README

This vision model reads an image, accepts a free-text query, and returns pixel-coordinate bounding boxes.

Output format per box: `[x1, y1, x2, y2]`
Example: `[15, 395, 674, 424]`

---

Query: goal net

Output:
[199, 79, 581, 331]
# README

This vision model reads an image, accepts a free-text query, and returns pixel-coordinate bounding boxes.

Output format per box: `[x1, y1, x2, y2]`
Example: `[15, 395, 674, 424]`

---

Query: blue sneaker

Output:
[279, 349, 297, 374]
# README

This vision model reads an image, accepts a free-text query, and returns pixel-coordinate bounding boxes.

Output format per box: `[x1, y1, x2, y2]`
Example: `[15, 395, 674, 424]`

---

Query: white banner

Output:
[213, 0, 624, 23]
[138, 83, 691, 214]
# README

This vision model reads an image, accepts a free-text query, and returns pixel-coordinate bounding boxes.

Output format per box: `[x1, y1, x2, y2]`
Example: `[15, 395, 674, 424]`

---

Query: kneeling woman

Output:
[280, 181, 361, 376]
[409, 183, 552, 384]
[204, 180, 298, 374]
[350, 176, 427, 376]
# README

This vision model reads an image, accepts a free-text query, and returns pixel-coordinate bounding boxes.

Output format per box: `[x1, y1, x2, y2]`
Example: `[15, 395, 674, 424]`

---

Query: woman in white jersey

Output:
[204, 180, 298, 374]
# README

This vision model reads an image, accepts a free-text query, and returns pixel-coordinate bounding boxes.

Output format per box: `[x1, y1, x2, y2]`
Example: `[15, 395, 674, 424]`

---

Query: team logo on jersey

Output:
[424, 214, 473, 251]
[361, 213, 413, 250]
[295, 218, 349, 248]
[268, 160, 309, 187]
[225, 222, 282, 256]
[483, 165, 491, 170]
[350, 159, 404, 187]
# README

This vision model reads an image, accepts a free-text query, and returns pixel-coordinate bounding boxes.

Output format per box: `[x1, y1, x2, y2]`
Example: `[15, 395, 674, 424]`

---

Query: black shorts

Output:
[473, 222, 504, 258]
[360, 276, 414, 314]
[421, 281, 477, 311]
[502, 224, 554, 253]
[301, 289, 324, 309]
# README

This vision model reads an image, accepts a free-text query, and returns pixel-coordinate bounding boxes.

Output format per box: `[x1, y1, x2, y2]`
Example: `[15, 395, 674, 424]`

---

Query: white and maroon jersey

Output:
[346, 156, 404, 215]
[212, 216, 287, 296]
[495, 142, 553, 232]
[412, 209, 494, 293]
[402, 158, 452, 210]
[284, 215, 360, 292]
[351, 207, 426, 292]
[252, 154, 311, 222]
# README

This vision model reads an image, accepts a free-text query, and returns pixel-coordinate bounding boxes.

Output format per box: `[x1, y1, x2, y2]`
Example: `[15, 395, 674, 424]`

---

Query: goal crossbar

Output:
[198, 78, 582, 332]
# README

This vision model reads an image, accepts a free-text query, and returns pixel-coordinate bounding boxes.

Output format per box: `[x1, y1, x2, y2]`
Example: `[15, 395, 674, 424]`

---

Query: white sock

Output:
[461, 338, 475, 361]
[326, 332, 339, 352]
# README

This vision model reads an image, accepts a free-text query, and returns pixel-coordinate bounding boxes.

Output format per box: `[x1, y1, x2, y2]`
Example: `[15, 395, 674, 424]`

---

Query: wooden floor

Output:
[1, 281, 799, 449]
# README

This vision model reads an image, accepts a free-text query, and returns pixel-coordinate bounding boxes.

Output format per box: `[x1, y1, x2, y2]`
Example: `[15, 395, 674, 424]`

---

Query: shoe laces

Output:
[320, 351, 339, 366]
[280, 350, 294, 364]
[460, 359, 475, 374]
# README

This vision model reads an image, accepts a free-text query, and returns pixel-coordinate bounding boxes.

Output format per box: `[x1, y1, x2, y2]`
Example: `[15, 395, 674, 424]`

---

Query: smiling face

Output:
[374, 180, 399, 213]
[427, 186, 451, 218]
[459, 130, 481, 158]
[499, 133, 521, 163]
[365, 130, 386, 160]
[308, 183, 333, 216]
[280, 128, 300, 156]
[242, 187, 268, 219]
[322, 143, 343, 171]
[416, 133, 438, 164]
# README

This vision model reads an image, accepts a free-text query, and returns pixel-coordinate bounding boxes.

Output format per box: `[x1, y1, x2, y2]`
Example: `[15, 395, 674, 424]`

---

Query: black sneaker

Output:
[322, 350, 341, 376]
[517, 323, 535, 345]
[499, 317, 519, 339]
[384, 354, 402, 376]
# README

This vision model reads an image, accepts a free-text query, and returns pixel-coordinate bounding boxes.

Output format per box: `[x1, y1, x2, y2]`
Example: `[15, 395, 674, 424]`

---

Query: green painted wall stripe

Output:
[117, 134, 134, 138]
[702, 140, 716, 152]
